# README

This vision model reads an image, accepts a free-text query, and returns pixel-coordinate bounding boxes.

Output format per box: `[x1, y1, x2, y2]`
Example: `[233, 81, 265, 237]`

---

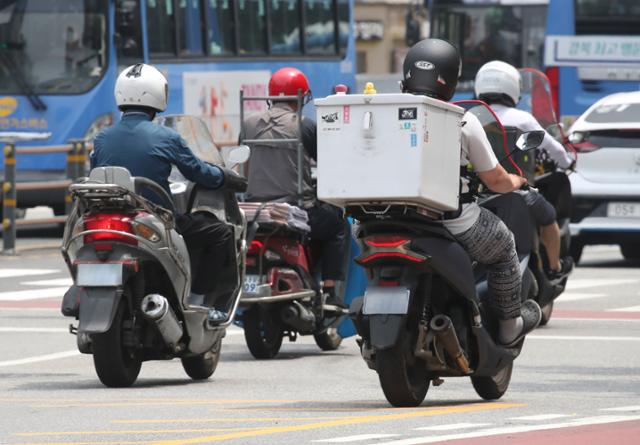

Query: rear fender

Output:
[78, 287, 123, 334]
[369, 314, 407, 350]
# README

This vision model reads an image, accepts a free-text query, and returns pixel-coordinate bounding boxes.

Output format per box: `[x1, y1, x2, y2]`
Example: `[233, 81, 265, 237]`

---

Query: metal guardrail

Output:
[1, 139, 91, 254]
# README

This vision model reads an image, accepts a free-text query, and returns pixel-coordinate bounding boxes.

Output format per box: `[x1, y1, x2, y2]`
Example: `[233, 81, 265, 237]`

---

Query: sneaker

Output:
[501, 300, 542, 348]
[546, 256, 574, 284]
[207, 309, 228, 324]
[324, 287, 348, 310]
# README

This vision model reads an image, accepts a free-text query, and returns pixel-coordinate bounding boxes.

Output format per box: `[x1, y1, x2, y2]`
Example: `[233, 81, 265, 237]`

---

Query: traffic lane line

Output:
[0, 299, 61, 309]
[0, 350, 80, 368]
[527, 335, 640, 341]
[372, 415, 640, 445]
[549, 310, 640, 320]
[408, 418, 640, 445]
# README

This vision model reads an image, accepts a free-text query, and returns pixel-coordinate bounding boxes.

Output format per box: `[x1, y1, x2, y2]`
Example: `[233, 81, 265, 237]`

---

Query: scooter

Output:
[348, 102, 544, 407]
[60, 115, 249, 387]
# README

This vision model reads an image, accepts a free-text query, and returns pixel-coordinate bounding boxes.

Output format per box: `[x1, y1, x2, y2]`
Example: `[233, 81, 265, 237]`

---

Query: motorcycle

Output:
[236, 207, 349, 358]
[348, 101, 544, 407]
[60, 115, 249, 387]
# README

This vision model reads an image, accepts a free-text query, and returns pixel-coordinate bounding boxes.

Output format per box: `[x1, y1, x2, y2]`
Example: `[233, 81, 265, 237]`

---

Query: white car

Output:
[568, 91, 640, 263]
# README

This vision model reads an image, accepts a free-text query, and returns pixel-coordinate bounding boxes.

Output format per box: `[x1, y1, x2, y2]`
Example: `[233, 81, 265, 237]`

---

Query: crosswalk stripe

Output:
[20, 278, 73, 287]
[0, 350, 80, 368]
[528, 335, 640, 342]
[510, 414, 571, 421]
[0, 269, 59, 279]
[314, 434, 401, 443]
[0, 287, 69, 301]
[601, 406, 640, 412]
[609, 305, 640, 312]
[566, 278, 638, 290]
[413, 423, 491, 431]
[556, 293, 606, 302]
[0, 327, 69, 333]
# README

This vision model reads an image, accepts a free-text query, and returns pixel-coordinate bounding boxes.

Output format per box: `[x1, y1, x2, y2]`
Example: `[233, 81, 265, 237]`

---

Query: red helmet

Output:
[268, 67, 311, 102]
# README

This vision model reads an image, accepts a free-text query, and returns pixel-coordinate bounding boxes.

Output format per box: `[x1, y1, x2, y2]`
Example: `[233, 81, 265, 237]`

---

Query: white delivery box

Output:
[315, 93, 464, 212]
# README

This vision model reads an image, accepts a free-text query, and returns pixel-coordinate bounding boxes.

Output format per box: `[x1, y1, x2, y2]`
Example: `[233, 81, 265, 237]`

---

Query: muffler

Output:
[429, 314, 471, 374]
[281, 300, 316, 333]
[141, 294, 184, 350]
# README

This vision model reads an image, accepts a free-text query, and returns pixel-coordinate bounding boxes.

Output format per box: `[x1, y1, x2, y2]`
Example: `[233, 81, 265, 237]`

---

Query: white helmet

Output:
[474, 60, 521, 106]
[115, 63, 168, 112]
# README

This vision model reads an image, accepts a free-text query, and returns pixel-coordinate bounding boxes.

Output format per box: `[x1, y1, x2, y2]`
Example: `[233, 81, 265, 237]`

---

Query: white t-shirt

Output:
[491, 104, 573, 169]
[443, 112, 499, 235]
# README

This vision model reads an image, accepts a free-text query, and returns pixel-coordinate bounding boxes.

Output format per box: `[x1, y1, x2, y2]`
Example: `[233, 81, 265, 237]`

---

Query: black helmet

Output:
[401, 39, 461, 101]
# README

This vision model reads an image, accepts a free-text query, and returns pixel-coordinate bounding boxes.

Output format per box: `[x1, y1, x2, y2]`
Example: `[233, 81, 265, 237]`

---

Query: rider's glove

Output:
[219, 166, 248, 193]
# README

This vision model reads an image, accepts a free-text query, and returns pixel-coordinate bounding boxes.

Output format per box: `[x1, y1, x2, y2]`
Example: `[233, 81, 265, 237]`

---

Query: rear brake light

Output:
[545, 67, 560, 118]
[360, 252, 426, 264]
[572, 141, 601, 153]
[83, 213, 137, 246]
[365, 236, 410, 248]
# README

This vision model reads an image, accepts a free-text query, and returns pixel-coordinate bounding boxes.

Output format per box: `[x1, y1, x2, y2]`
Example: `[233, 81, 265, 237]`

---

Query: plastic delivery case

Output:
[315, 93, 464, 214]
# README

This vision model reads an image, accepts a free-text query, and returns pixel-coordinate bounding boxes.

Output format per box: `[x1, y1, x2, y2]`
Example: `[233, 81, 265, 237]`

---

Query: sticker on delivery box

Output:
[410, 133, 417, 147]
[399, 107, 417, 120]
[343, 105, 350, 124]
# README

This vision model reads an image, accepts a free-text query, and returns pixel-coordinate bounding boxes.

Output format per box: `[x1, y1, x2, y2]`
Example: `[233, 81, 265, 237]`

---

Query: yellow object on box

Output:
[363, 82, 377, 94]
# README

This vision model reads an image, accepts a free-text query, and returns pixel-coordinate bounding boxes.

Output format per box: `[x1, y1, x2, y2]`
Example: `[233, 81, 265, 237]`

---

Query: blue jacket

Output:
[91, 111, 224, 204]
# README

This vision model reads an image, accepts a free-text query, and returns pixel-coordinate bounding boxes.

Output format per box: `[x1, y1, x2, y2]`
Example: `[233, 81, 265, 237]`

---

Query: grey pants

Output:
[454, 208, 521, 320]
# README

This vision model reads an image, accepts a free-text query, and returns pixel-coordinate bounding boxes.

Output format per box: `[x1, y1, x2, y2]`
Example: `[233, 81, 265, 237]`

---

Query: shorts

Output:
[524, 190, 557, 227]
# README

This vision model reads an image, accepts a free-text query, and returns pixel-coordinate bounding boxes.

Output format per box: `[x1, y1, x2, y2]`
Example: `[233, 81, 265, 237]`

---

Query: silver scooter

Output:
[60, 115, 249, 387]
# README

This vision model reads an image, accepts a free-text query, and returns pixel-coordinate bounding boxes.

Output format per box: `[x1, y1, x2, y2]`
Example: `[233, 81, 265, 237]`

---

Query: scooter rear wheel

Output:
[243, 306, 283, 359]
[313, 328, 342, 351]
[539, 302, 554, 326]
[181, 338, 222, 380]
[470, 362, 513, 400]
[376, 343, 429, 407]
[92, 302, 142, 388]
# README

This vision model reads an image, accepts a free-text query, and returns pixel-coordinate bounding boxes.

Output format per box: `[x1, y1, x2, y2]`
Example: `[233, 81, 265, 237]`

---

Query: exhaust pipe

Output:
[429, 314, 472, 374]
[141, 294, 183, 350]
[281, 301, 316, 333]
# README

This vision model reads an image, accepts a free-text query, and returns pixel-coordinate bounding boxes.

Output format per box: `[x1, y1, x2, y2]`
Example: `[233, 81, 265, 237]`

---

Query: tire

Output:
[243, 306, 283, 359]
[92, 302, 141, 388]
[181, 338, 222, 380]
[620, 243, 640, 261]
[471, 362, 513, 400]
[375, 341, 429, 407]
[314, 328, 342, 351]
[539, 302, 554, 327]
[570, 240, 583, 264]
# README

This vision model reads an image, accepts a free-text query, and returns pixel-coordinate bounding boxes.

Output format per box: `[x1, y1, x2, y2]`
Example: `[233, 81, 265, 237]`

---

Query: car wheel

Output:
[620, 243, 640, 261]
[570, 240, 584, 264]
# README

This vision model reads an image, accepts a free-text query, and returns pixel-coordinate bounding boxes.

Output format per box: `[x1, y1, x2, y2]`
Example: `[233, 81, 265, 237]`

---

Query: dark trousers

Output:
[175, 212, 233, 295]
[307, 202, 349, 281]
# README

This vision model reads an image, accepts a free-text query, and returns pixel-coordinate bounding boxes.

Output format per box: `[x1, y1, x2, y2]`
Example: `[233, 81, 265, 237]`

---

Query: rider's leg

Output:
[541, 222, 562, 271]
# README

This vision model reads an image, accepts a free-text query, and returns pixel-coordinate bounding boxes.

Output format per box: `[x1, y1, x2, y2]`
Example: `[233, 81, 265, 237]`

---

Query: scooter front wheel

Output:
[181, 338, 222, 380]
[92, 302, 142, 388]
[470, 362, 513, 400]
[243, 306, 284, 359]
[376, 342, 429, 407]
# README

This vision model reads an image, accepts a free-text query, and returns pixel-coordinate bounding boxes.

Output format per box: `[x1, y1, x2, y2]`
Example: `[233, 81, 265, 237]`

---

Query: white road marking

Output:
[601, 406, 640, 412]
[511, 414, 571, 421]
[0, 287, 69, 301]
[556, 293, 606, 302]
[370, 415, 640, 445]
[0, 350, 80, 368]
[565, 278, 638, 291]
[20, 278, 73, 287]
[315, 434, 400, 443]
[0, 327, 68, 333]
[413, 423, 491, 431]
[528, 335, 640, 342]
[610, 305, 640, 312]
[0, 269, 59, 279]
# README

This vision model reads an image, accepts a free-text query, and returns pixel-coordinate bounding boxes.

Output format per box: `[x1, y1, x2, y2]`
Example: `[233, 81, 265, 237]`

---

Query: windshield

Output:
[0, 0, 107, 95]
[431, 3, 547, 91]
[518, 69, 558, 132]
[155, 115, 224, 166]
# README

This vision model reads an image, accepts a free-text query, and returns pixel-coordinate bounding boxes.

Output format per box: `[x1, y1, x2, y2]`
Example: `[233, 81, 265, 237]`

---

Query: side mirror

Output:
[516, 131, 545, 152]
[222, 145, 251, 168]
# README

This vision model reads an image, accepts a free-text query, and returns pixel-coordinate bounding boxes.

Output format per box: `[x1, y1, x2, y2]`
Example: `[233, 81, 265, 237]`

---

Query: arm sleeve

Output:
[166, 134, 225, 189]
[90, 132, 102, 169]
[301, 118, 317, 161]
[463, 113, 499, 172]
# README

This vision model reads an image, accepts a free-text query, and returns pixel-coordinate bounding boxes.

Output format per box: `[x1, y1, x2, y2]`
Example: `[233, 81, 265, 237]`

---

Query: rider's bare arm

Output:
[478, 164, 526, 193]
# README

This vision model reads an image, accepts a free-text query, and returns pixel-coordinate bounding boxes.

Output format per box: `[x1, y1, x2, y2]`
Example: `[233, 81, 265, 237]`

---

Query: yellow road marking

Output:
[16, 427, 263, 437]
[222, 407, 390, 412]
[30, 399, 300, 409]
[148, 402, 523, 445]
[114, 417, 350, 424]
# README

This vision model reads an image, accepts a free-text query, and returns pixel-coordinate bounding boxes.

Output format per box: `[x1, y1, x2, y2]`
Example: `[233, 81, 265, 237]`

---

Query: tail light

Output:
[83, 213, 137, 246]
[357, 235, 427, 265]
[545, 67, 560, 119]
[569, 132, 601, 153]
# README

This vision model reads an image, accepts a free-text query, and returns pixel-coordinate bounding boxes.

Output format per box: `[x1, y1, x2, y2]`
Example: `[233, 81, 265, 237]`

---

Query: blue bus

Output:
[428, 0, 549, 99]
[544, 0, 640, 123]
[0, 0, 356, 212]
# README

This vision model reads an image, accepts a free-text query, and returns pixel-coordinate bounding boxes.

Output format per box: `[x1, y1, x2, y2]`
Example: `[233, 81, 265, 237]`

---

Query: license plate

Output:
[363, 286, 410, 315]
[243, 274, 261, 294]
[76, 263, 123, 287]
[607, 202, 640, 218]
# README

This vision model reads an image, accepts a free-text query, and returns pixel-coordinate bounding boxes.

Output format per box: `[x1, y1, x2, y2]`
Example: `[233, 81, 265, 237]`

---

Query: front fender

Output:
[78, 287, 123, 334]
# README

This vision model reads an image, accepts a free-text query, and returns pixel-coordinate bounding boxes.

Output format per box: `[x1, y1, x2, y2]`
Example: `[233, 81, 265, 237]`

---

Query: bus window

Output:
[178, 0, 204, 55]
[337, 0, 349, 56]
[146, 0, 177, 57]
[0, 0, 108, 95]
[270, 0, 302, 55]
[237, 0, 267, 54]
[304, 0, 336, 55]
[115, 0, 143, 66]
[205, 0, 235, 55]
[575, 0, 640, 35]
